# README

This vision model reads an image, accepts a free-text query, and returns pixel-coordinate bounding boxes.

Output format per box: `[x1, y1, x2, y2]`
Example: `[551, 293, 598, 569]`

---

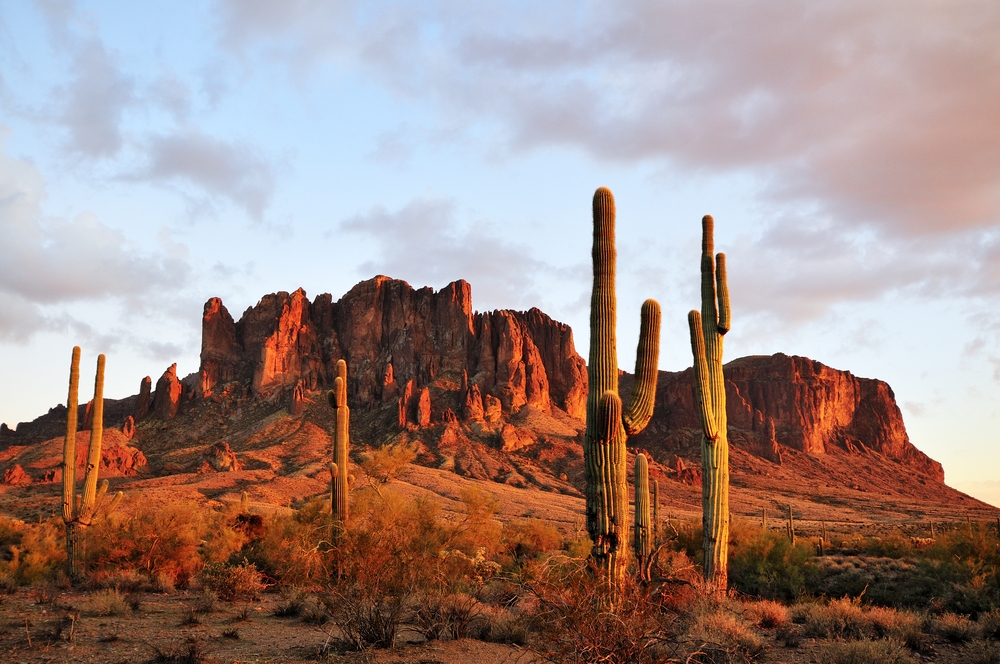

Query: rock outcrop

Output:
[152, 364, 182, 420]
[195, 276, 587, 422]
[630, 353, 944, 481]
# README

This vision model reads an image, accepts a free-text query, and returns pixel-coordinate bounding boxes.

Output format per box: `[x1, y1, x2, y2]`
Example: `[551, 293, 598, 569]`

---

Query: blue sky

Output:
[2, 0, 1000, 504]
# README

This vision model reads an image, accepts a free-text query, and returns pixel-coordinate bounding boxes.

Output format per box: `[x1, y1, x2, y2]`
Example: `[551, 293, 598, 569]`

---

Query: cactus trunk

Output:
[584, 187, 661, 592]
[62, 350, 115, 581]
[688, 214, 731, 595]
[633, 453, 652, 582]
[328, 359, 350, 526]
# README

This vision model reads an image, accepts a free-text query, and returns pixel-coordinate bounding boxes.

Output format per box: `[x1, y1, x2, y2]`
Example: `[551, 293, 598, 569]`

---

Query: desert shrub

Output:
[358, 442, 416, 489]
[980, 608, 1000, 639]
[967, 641, 1000, 664]
[727, 523, 814, 600]
[88, 500, 244, 588]
[413, 592, 485, 640]
[741, 599, 789, 629]
[236, 498, 331, 588]
[89, 587, 129, 616]
[522, 555, 678, 664]
[0, 516, 65, 586]
[817, 638, 914, 664]
[502, 518, 564, 561]
[687, 604, 767, 664]
[933, 612, 976, 642]
[323, 487, 502, 649]
[475, 605, 528, 645]
[199, 559, 266, 601]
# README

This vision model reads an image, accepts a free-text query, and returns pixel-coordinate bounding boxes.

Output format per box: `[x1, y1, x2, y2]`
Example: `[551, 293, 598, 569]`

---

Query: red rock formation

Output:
[134, 376, 152, 420]
[630, 353, 943, 482]
[416, 387, 432, 427]
[194, 277, 587, 424]
[203, 441, 240, 472]
[289, 381, 306, 416]
[463, 384, 485, 421]
[3, 464, 30, 486]
[200, 297, 240, 396]
[122, 415, 135, 440]
[152, 364, 183, 420]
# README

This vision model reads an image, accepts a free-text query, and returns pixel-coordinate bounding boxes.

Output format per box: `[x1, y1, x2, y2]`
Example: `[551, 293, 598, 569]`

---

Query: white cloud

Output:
[0, 127, 190, 341]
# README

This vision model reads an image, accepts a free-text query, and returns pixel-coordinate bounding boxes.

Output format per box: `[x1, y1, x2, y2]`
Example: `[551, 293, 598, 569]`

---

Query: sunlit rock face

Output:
[196, 276, 588, 422]
[630, 353, 944, 482]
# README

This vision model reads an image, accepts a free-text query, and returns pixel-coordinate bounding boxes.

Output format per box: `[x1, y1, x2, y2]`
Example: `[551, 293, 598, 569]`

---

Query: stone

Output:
[122, 415, 135, 440]
[2, 464, 30, 486]
[416, 387, 432, 427]
[134, 376, 152, 420]
[630, 353, 944, 482]
[204, 441, 240, 472]
[152, 364, 183, 420]
[463, 384, 484, 421]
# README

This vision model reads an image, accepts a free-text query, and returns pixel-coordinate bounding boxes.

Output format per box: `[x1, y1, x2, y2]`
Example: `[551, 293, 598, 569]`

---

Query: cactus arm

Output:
[688, 311, 718, 441]
[80, 354, 105, 520]
[716, 253, 730, 335]
[62, 346, 81, 523]
[700, 216, 719, 333]
[633, 453, 652, 581]
[623, 299, 661, 435]
[105, 491, 123, 516]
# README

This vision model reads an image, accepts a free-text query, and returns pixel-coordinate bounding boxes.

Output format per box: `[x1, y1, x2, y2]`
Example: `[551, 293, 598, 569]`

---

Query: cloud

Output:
[139, 129, 276, 220]
[337, 197, 577, 311]
[0, 127, 190, 340]
[58, 38, 136, 158]
[217, 1, 1000, 239]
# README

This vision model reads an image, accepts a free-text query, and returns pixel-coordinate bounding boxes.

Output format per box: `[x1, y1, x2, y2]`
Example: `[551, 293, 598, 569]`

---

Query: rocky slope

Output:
[0, 276, 989, 526]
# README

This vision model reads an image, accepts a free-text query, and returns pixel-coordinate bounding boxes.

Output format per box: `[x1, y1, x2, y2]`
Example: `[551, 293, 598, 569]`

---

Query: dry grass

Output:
[687, 603, 767, 663]
[741, 599, 789, 629]
[89, 588, 130, 616]
[933, 611, 976, 642]
[816, 638, 915, 664]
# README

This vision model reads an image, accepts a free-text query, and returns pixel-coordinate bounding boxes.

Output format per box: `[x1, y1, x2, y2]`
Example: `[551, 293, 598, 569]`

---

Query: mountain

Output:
[0, 277, 992, 528]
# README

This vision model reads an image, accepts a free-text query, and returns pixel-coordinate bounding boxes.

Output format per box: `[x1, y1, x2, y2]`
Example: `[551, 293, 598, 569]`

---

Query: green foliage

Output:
[87, 499, 244, 588]
[0, 516, 65, 586]
[199, 559, 267, 601]
[502, 518, 565, 561]
[728, 524, 814, 600]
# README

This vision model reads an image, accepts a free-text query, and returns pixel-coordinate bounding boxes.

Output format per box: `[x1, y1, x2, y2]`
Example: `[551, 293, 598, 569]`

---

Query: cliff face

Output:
[630, 353, 944, 482]
[195, 276, 587, 422]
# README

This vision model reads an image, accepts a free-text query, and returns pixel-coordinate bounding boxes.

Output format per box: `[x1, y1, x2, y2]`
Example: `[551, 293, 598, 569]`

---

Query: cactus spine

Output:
[633, 453, 652, 582]
[327, 359, 350, 525]
[687, 214, 731, 594]
[585, 187, 661, 590]
[62, 348, 121, 580]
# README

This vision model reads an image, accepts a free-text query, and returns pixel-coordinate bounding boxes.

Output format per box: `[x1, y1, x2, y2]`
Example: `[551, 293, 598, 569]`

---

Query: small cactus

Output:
[633, 453, 652, 582]
[62, 348, 121, 580]
[688, 214, 731, 594]
[584, 187, 661, 591]
[327, 359, 350, 525]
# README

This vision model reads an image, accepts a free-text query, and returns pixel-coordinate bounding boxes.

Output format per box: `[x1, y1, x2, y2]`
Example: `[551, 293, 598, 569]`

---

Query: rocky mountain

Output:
[0, 276, 986, 527]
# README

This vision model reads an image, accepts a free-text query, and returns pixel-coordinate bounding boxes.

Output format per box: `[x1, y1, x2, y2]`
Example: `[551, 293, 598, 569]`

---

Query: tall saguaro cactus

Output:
[585, 187, 661, 589]
[327, 359, 350, 525]
[62, 347, 121, 580]
[687, 214, 731, 594]
[633, 453, 652, 582]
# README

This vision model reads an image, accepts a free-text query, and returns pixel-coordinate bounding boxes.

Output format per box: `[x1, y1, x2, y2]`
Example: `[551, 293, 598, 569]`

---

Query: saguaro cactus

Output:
[585, 187, 661, 589]
[62, 348, 121, 580]
[687, 214, 731, 594]
[633, 453, 652, 582]
[327, 359, 350, 525]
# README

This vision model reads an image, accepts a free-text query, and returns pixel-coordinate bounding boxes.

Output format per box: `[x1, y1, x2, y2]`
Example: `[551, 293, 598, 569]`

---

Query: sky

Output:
[1, 1, 999, 505]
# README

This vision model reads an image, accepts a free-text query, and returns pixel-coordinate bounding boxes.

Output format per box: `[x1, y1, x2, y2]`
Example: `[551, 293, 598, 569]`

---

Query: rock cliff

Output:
[628, 353, 944, 481]
[195, 276, 587, 422]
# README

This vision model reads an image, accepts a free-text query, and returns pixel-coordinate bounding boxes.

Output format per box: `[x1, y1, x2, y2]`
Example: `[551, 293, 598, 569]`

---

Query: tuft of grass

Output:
[90, 588, 130, 616]
[149, 637, 211, 663]
[221, 628, 240, 640]
[193, 589, 219, 614]
[817, 638, 915, 664]
[179, 609, 201, 626]
[688, 606, 767, 663]
[967, 641, 1000, 664]
[980, 608, 1000, 639]
[933, 612, 975, 642]
[273, 588, 306, 618]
